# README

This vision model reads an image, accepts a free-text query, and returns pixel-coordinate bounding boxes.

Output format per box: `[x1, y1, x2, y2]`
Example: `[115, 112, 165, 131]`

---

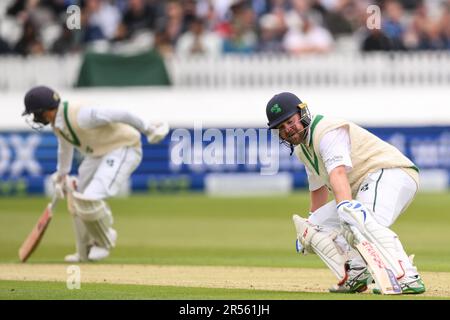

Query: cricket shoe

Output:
[65, 247, 110, 262]
[64, 247, 110, 262]
[64, 229, 117, 262]
[88, 246, 110, 261]
[372, 255, 425, 294]
[87, 228, 117, 261]
[398, 275, 426, 294]
[64, 252, 85, 263]
[372, 274, 425, 295]
[329, 263, 372, 293]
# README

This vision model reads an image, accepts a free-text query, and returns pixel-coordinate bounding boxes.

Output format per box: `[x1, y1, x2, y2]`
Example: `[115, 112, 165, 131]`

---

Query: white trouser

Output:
[70, 146, 142, 257]
[308, 168, 418, 276]
[356, 168, 417, 227]
[77, 146, 142, 199]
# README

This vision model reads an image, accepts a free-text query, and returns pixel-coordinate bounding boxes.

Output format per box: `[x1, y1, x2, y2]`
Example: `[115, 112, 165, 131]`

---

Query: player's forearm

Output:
[310, 186, 329, 212]
[56, 139, 74, 176]
[79, 107, 147, 132]
[106, 109, 147, 132]
[329, 165, 352, 203]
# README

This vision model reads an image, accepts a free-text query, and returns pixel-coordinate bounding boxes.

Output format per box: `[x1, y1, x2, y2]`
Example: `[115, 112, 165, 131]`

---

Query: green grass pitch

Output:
[0, 191, 449, 299]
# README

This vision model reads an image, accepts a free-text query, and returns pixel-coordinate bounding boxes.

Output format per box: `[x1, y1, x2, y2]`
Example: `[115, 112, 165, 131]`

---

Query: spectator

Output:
[0, 37, 12, 55]
[13, 17, 45, 55]
[51, 22, 82, 55]
[154, 29, 174, 58]
[440, 2, 450, 49]
[7, 0, 33, 20]
[419, 21, 448, 50]
[403, 1, 449, 50]
[82, 0, 121, 43]
[8, 0, 70, 35]
[182, 0, 198, 29]
[1, 0, 449, 55]
[361, 29, 392, 51]
[256, 13, 285, 52]
[7, 0, 42, 27]
[400, 0, 422, 10]
[283, 14, 334, 54]
[267, 0, 291, 14]
[284, 0, 311, 31]
[197, 0, 224, 33]
[39, 0, 68, 16]
[319, 0, 356, 37]
[251, 0, 270, 17]
[382, 0, 407, 50]
[115, 0, 158, 40]
[223, 3, 258, 53]
[402, 1, 428, 49]
[155, 0, 186, 46]
[176, 17, 222, 56]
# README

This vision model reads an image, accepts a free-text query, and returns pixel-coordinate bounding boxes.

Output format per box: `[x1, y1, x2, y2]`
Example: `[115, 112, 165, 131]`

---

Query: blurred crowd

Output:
[0, 0, 449, 57]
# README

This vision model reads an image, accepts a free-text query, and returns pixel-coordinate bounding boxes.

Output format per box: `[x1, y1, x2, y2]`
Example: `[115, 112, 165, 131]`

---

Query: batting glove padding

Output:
[336, 200, 369, 229]
[146, 121, 170, 144]
[336, 200, 406, 279]
[51, 172, 67, 199]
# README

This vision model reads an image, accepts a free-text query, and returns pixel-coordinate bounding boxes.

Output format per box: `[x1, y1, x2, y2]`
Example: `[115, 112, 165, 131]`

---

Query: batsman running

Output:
[22, 86, 169, 262]
[265, 92, 425, 294]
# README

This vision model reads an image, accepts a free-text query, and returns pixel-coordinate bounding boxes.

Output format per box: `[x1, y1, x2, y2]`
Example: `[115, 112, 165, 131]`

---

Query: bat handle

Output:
[49, 193, 59, 210]
[348, 224, 364, 244]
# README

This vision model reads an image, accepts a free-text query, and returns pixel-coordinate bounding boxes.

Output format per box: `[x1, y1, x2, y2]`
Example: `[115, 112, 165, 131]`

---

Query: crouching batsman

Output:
[265, 92, 425, 294]
[22, 86, 169, 262]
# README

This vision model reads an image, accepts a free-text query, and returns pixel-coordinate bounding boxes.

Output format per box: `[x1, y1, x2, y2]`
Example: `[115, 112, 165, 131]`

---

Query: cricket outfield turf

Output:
[1, 192, 449, 299]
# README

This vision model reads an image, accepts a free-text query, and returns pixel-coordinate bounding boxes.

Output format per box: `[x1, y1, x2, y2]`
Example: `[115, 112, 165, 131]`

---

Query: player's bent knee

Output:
[337, 201, 405, 279]
[71, 192, 108, 221]
[293, 214, 347, 281]
[69, 192, 115, 249]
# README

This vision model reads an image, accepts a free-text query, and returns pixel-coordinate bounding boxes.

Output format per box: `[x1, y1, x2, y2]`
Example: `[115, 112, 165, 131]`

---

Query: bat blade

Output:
[18, 203, 54, 263]
[348, 224, 402, 295]
[355, 239, 402, 295]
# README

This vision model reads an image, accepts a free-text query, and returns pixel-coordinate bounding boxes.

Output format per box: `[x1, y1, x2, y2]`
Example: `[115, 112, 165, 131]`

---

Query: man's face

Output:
[277, 113, 306, 145]
[33, 109, 56, 126]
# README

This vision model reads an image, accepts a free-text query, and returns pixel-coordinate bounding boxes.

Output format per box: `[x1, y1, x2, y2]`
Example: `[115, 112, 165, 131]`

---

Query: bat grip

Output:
[49, 193, 59, 210]
[348, 224, 365, 244]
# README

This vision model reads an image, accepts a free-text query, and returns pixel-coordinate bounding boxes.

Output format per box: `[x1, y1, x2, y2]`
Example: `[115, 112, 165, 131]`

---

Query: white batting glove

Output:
[146, 121, 170, 144]
[295, 211, 314, 254]
[336, 200, 369, 228]
[295, 239, 305, 254]
[51, 172, 67, 199]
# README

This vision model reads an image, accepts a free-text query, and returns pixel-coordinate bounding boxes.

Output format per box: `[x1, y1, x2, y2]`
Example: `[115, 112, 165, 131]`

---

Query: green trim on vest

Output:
[300, 115, 324, 175]
[300, 144, 320, 175]
[59, 101, 81, 147]
[309, 114, 324, 148]
[409, 165, 420, 173]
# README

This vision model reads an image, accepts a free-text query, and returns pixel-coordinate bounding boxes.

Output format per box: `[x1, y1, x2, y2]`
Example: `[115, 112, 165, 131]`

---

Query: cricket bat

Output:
[349, 225, 402, 295]
[18, 195, 58, 262]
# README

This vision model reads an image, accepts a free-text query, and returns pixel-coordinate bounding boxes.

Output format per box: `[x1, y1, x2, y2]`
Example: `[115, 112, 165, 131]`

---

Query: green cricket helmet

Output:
[266, 92, 311, 130]
[266, 92, 312, 153]
[22, 86, 60, 129]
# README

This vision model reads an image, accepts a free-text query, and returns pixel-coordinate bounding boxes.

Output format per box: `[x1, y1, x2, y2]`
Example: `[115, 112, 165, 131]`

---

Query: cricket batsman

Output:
[22, 86, 169, 262]
[266, 92, 425, 294]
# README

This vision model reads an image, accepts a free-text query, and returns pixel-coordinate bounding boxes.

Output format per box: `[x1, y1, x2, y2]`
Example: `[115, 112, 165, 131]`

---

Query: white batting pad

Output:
[337, 201, 405, 278]
[71, 192, 115, 249]
[293, 214, 347, 281]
